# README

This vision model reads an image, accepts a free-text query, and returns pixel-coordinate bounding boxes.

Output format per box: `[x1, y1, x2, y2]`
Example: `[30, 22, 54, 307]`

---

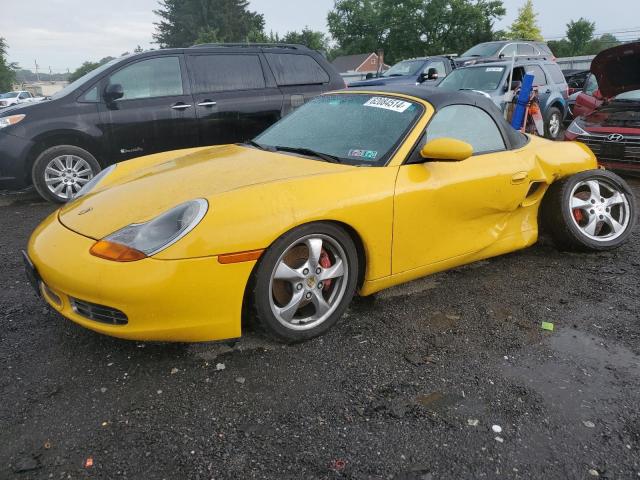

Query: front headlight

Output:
[75, 164, 117, 199]
[0, 114, 25, 129]
[90, 199, 209, 261]
[567, 120, 588, 136]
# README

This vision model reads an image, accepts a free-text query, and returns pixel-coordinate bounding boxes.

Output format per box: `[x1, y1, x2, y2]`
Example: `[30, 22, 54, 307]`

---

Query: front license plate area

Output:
[22, 250, 42, 297]
[601, 142, 625, 159]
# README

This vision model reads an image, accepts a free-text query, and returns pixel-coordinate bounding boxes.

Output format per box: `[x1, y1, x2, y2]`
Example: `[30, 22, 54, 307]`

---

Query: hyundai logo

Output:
[607, 133, 625, 142]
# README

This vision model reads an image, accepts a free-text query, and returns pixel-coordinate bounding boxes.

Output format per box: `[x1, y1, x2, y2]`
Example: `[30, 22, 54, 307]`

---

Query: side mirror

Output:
[104, 83, 124, 103]
[365, 72, 374, 80]
[499, 53, 505, 59]
[593, 89, 603, 100]
[504, 80, 522, 92]
[426, 68, 439, 81]
[420, 138, 473, 162]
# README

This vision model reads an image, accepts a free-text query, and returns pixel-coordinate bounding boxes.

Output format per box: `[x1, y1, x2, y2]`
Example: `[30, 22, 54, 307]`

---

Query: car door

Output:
[526, 64, 551, 107]
[574, 74, 602, 117]
[392, 104, 534, 273]
[186, 53, 283, 145]
[98, 55, 199, 163]
[18, 92, 30, 104]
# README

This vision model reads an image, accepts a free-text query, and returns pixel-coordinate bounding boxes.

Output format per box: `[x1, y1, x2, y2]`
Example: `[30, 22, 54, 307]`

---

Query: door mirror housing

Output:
[365, 72, 375, 80]
[593, 88, 603, 100]
[420, 138, 473, 162]
[104, 84, 124, 103]
[426, 68, 439, 81]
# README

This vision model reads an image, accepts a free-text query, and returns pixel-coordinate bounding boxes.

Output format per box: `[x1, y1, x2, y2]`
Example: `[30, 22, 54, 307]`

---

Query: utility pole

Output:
[34, 60, 40, 81]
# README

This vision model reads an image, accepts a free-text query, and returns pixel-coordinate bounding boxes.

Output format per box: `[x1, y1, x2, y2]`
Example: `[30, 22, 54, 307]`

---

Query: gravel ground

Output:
[1, 181, 639, 480]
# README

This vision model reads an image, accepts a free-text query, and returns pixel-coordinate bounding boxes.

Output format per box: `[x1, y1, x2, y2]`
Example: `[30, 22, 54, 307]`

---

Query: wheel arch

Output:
[240, 219, 369, 329]
[26, 130, 104, 180]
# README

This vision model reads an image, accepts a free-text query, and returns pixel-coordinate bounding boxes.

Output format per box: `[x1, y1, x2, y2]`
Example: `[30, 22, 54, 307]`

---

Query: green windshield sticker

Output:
[348, 149, 378, 160]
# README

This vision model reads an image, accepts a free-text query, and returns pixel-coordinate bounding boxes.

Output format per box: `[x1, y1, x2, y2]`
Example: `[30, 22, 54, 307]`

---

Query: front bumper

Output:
[27, 212, 255, 342]
[0, 130, 34, 188]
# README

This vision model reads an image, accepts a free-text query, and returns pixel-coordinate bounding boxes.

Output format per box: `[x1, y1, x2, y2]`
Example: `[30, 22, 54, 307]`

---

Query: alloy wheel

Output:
[268, 234, 349, 331]
[44, 155, 94, 200]
[569, 179, 631, 242]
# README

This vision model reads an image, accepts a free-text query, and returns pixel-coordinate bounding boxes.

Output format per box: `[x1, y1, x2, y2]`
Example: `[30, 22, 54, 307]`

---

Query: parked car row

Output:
[0, 43, 344, 202]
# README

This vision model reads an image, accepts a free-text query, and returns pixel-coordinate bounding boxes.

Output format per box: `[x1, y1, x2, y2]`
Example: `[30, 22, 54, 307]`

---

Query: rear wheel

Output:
[32, 145, 101, 203]
[541, 170, 636, 251]
[251, 223, 359, 342]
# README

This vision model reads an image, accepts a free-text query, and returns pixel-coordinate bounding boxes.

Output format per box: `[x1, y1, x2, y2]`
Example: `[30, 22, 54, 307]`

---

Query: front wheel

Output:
[544, 107, 563, 140]
[251, 223, 359, 342]
[32, 145, 101, 203]
[541, 169, 637, 251]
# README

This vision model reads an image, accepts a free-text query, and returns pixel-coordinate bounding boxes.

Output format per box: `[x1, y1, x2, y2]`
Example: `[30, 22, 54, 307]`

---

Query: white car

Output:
[0, 91, 43, 108]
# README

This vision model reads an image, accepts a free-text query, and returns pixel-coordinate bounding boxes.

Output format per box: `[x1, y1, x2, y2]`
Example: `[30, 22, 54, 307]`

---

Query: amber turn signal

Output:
[217, 249, 264, 264]
[90, 240, 147, 262]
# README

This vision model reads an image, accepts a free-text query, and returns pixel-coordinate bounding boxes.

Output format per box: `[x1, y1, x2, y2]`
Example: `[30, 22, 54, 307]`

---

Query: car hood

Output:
[591, 41, 640, 98]
[58, 144, 355, 239]
[349, 75, 415, 87]
[581, 102, 640, 130]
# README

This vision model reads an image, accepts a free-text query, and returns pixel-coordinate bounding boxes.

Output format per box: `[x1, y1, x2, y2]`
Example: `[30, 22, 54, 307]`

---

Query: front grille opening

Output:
[70, 298, 128, 325]
[42, 284, 62, 307]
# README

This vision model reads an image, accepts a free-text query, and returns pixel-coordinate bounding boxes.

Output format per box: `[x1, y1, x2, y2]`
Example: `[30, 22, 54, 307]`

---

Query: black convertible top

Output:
[347, 85, 529, 150]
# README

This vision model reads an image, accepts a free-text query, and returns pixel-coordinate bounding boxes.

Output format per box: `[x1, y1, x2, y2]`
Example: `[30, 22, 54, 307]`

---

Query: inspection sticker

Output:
[486, 67, 503, 72]
[349, 149, 378, 160]
[363, 97, 412, 113]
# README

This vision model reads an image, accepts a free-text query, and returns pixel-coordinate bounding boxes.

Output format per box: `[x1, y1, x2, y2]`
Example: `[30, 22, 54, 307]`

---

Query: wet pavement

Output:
[1, 181, 639, 479]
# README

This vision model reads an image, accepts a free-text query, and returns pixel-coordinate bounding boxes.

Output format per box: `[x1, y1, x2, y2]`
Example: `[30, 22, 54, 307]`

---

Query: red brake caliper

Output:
[573, 208, 584, 223]
[319, 249, 332, 291]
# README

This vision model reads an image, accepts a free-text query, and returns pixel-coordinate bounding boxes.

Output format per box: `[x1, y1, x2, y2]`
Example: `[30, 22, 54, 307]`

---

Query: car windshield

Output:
[0, 92, 18, 98]
[253, 94, 423, 165]
[438, 66, 506, 92]
[461, 42, 503, 57]
[51, 57, 121, 100]
[382, 60, 424, 77]
[614, 90, 640, 102]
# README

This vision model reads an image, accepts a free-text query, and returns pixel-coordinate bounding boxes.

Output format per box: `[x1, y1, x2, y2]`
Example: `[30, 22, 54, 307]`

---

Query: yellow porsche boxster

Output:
[25, 87, 637, 342]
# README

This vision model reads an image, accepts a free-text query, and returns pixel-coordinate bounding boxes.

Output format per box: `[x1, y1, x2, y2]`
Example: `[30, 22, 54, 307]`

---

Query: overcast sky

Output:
[1, 0, 637, 73]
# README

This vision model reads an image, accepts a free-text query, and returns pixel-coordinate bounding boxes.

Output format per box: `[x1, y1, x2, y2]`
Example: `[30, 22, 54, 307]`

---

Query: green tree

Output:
[153, 0, 265, 48]
[68, 56, 115, 83]
[327, 0, 505, 64]
[0, 38, 17, 92]
[508, 0, 543, 41]
[282, 27, 329, 51]
[587, 33, 620, 55]
[566, 18, 595, 55]
[547, 39, 571, 58]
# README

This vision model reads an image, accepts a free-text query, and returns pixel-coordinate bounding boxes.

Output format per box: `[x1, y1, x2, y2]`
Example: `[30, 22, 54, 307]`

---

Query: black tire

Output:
[32, 145, 101, 203]
[540, 169, 637, 251]
[544, 106, 563, 140]
[250, 222, 359, 343]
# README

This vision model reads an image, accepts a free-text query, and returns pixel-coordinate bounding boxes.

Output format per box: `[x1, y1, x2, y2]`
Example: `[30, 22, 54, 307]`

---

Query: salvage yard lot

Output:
[1, 182, 639, 479]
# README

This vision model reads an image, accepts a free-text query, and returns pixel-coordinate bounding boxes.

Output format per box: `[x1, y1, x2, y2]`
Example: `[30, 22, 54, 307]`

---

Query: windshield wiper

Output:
[244, 140, 275, 152]
[273, 146, 343, 164]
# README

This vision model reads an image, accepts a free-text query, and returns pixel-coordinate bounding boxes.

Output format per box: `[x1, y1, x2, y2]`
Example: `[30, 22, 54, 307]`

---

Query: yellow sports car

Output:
[25, 87, 637, 342]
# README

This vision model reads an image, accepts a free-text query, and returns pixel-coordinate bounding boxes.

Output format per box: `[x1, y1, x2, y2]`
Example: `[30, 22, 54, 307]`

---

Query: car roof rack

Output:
[191, 43, 306, 50]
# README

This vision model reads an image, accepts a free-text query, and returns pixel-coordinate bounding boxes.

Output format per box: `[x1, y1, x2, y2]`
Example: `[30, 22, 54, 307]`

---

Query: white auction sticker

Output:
[363, 97, 412, 113]
[486, 67, 503, 72]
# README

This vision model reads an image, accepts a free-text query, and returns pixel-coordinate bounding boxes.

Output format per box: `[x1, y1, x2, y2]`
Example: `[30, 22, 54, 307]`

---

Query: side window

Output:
[108, 57, 183, 101]
[188, 54, 266, 93]
[501, 44, 517, 58]
[584, 74, 599, 95]
[265, 53, 330, 86]
[19, 92, 29, 99]
[546, 64, 567, 84]
[426, 105, 506, 154]
[526, 65, 547, 86]
[518, 44, 535, 56]
[428, 61, 447, 77]
[81, 86, 99, 102]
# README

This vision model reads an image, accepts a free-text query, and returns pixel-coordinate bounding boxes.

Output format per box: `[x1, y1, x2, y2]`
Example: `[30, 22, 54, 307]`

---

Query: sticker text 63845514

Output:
[363, 97, 412, 113]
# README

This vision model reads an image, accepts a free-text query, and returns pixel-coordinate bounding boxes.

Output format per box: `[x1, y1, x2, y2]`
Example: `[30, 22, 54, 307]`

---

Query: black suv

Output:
[0, 44, 344, 202]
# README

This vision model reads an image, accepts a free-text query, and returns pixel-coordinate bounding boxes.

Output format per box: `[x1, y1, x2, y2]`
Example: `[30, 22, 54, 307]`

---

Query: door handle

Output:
[171, 103, 192, 110]
[197, 100, 217, 107]
[511, 171, 529, 184]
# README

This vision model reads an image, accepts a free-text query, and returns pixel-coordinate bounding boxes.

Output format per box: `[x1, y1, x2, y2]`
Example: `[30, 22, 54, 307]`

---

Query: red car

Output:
[566, 42, 640, 173]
